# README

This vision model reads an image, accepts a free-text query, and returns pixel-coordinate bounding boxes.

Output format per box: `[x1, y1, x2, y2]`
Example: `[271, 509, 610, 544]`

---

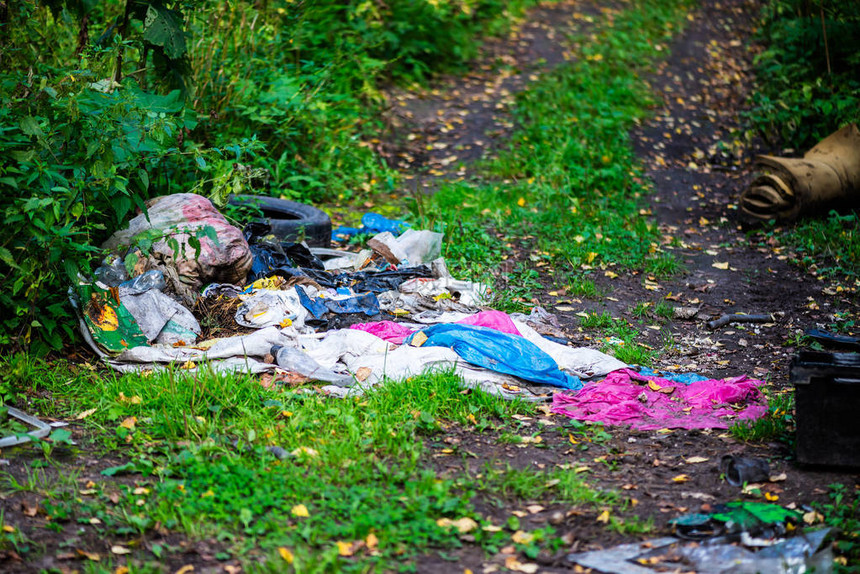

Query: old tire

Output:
[229, 195, 331, 248]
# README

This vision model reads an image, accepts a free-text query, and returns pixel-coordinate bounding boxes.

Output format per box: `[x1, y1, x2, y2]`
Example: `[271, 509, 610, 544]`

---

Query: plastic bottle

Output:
[93, 256, 129, 287]
[270, 345, 353, 386]
[119, 270, 167, 295]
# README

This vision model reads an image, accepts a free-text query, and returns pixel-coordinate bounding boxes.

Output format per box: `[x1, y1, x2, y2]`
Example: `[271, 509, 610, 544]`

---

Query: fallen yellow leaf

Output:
[712, 261, 729, 270]
[76, 408, 98, 420]
[110, 545, 131, 555]
[119, 416, 136, 430]
[504, 556, 539, 573]
[672, 474, 690, 483]
[290, 446, 318, 457]
[436, 517, 478, 533]
[278, 547, 294, 563]
[291, 504, 310, 518]
[685, 456, 709, 464]
[76, 549, 101, 561]
[174, 566, 194, 574]
[765, 492, 779, 502]
[596, 510, 610, 523]
[336, 540, 354, 557]
[365, 532, 378, 549]
[511, 530, 534, 544]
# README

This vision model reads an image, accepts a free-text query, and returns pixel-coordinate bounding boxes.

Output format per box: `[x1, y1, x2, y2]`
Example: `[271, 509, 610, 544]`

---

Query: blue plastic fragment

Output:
[331, 213, 411, 241]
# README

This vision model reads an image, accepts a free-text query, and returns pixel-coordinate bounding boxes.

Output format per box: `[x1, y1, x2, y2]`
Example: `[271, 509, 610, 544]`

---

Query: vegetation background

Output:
[0, 0, 858, 354]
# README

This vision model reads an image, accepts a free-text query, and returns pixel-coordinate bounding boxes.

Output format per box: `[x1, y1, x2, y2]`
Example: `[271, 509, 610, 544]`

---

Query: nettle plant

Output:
[0, 1, 218, 353]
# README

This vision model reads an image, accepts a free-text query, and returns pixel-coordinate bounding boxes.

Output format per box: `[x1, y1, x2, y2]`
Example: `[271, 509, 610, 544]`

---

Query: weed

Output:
[645, 254, 685, 277]
[781, 211, 860, 279]
[566, 277, 600, 298]
[631, 302, 652, 319]
[730, 390, 794, 444]
[653, 301, 675, 320]
[580, 312, 614, 329]
[477, 464, 615, 507]
[813, 484, 860, 572]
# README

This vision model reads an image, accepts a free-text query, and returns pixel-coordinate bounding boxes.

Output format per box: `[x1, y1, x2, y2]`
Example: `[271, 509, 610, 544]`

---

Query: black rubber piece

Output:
[229, 194, 331, 247]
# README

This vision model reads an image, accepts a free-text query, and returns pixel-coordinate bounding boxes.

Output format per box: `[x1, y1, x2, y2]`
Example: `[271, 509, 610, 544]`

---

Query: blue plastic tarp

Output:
[406, 323, 583, 390]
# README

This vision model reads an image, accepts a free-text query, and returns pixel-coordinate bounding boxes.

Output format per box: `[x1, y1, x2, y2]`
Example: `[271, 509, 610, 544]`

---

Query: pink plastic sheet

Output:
[455, 310, 521, 336]
[350, 321, 415, 344]
[551, 369, 768, 430]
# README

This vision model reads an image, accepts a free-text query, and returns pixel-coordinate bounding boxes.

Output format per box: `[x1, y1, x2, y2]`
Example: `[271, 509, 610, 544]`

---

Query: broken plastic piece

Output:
[0, 407, 53, 448]
[721, 454, 771, 486]
[707, 313, 773, 329]
[270, 345, 353, 386]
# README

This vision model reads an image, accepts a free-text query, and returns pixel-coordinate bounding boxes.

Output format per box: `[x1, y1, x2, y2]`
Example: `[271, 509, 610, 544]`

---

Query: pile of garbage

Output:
[71, 193, 626, 401]
[70, 193, 768, 422]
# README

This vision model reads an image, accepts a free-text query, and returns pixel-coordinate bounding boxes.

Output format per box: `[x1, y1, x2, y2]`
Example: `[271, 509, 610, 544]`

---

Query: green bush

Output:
[745, 0, 860, 149]
[0, 0, 533, 353]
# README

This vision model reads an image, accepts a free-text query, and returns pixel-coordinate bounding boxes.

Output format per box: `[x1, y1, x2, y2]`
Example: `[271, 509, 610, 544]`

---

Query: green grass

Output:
[420, 0, 693, 284]
[476, 464, 616, 507]
[778, 211, 860, 279]
[0, 359, 628, 570]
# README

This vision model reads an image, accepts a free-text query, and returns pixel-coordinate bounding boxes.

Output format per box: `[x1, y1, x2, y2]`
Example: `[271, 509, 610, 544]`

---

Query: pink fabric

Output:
[551, 369, 768, 430]
[350, 321, 415, 344]
[455, 310, 521, 336]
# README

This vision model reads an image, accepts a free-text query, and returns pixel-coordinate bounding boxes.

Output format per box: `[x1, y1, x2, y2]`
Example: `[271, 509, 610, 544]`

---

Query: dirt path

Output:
[386, 0, 859, 571]
[382, 0, 597, 189]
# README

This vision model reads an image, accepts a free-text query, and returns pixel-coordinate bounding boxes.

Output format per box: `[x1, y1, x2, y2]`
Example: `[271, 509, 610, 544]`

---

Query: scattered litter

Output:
[235, 288, 309, 329]
[721, 454, 771, 486]
[670, 501, 801, 540]
[707, 313, 774, 330]
[804, 328, 860, 351]
[119, 273, 201, 346]
[102, 193, 252, 305]
[368, 229, 443, 265]
[332, 212, 410, 241]
[742, 123, 860, 222]
[270, 344, 353, 386]
[398, 276, 492, 307]
[295, 286, 380, 320]
[569, 528, 832, 574]
[349, 321, 415, 345]
[0, 406, 53, 448]
[74, 197, 768, 407]
[551, 369, 767, 430]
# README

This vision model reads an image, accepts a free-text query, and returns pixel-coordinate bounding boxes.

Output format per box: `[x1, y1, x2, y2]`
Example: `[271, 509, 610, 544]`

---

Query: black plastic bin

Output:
[790, 350, 860, 468]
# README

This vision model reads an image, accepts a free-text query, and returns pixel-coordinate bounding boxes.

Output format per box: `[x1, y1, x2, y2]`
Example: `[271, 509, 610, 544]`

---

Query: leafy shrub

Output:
[745, 0, 860, 149]
[0, 0, 533, 352]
